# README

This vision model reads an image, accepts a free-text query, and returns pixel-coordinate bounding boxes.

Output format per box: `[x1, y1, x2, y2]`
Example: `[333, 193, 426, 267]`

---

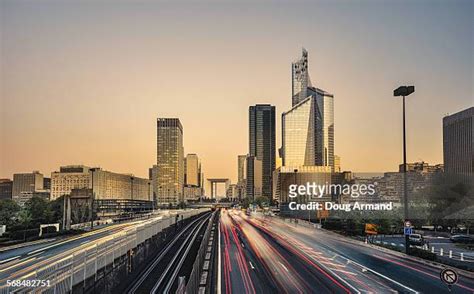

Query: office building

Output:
[292, 48, 310, 107]
[377, 162, 444, 204]
[237, 155, 247, 199]
[50, 166, 91, 200]
[0, 179, 13, 200]
[237, 155, 246, 185]
[282, 49, 335, 171]
[51, 165, 152, 207]
[249, 104, 276, 198]
[226, 184, 238, 200]
[93, 169, 151, 202]
[185, 154, 200, 187]
[334, 155, 341, 173]
[12, 171, 44, 204]
[184, 154, 203, 201]
[156, 118, 184, 205]
[245, 155, 262, 200]
[184, 186, 202, 201]
[273, 166, 332, 219]
[17, 191, 50, 207]
[443, 107, 473, 175]
[149, 165, 159, 203]
[398, 162, 444, 173]
[43, 177, 51, 190]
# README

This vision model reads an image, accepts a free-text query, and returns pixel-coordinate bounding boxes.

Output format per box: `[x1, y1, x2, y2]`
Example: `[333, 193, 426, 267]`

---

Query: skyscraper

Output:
[245, 155, 263, 199]
[183, 153, 203, 201]
[237, 155, 247, 185]
[185, 154, 200, 187]
[156, 118, 184, 205]
[249, 104, 276, 198]
[292, 48, 310, 107]
[237, 155, 247, 200]
[282, 49, 335, 170]
[443, 107, 473, 175]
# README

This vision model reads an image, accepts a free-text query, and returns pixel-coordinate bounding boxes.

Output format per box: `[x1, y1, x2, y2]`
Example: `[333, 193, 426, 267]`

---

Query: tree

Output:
[0, 199, 20, 228]
[17, 209, 32, 226]
[25, 197, 53, 226]
[17, 209, 33, 240]
[255, 196, 270, 208]
[241, 197, 252, 209]
[49, 196, 64, 225]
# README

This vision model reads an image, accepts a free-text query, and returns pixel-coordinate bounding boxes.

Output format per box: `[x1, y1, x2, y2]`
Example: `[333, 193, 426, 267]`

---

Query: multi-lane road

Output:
[0, 217, 152, 287]
[219, 209, 474, 294]
[2, 208, 474, 293]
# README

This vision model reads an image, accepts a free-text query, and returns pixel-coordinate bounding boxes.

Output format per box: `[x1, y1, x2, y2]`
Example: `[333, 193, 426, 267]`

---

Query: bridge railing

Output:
[0, 208, 210, 294]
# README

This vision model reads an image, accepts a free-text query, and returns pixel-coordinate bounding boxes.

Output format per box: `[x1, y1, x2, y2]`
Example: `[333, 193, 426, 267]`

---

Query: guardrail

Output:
[0, 209, 209, 294]
[184, 211, 217, 294]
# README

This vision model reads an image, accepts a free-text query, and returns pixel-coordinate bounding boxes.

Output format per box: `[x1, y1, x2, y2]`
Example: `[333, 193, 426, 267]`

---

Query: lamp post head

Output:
[394, 86, 415, 97]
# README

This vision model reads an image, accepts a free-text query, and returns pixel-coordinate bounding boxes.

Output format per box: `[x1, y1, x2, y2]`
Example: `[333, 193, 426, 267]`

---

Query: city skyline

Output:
[1, 1, 473, 183]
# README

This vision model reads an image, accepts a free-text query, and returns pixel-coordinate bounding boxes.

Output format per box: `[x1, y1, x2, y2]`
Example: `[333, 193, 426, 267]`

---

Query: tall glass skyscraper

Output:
[282, 49, 335, 170]
[248, 104, 276, 199]
[156, 118, 184, 205]
[292, 48, 310, 107]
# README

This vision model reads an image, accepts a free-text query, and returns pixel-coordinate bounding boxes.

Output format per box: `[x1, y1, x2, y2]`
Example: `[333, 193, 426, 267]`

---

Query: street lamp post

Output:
[293, 169, 298, 224]
[90, 168, 95, 230]
[394, 85, 415, 254]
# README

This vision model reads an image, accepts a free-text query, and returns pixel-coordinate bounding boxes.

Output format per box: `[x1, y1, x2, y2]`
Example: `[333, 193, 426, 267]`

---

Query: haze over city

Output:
[1, 0, 473, 182]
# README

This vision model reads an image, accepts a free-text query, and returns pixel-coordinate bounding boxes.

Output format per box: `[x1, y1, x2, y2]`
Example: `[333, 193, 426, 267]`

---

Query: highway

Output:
[219, 209, 474, 294]
[0, 219, 149, 285]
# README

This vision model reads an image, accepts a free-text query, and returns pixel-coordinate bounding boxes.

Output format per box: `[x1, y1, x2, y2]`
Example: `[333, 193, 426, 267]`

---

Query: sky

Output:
[1, 0, 473, 183]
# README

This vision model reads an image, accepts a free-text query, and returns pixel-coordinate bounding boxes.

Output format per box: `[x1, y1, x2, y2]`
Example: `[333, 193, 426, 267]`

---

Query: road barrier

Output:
[0, 209, 209, 294]
[184, 211, 217, 294]
[420, 245, 473, 263]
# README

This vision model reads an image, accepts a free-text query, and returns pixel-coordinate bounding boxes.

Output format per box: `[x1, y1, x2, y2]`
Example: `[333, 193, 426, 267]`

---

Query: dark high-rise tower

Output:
[248, 104, 276, 199]
[443, 107, 474, 175]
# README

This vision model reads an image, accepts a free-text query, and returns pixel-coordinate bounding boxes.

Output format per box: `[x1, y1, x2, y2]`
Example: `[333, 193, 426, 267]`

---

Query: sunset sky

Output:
[1, 0, 473, 183]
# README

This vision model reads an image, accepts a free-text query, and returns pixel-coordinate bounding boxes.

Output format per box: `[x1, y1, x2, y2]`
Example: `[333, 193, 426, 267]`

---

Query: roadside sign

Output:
[365, 223, 378, 235]
[404, 227, 412, 235]
[440, 268, 458, 286]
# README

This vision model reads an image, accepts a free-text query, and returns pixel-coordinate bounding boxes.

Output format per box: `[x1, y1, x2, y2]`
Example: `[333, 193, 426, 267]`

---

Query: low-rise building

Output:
[17, 190, 50, 207]
[51, 165, 153, 217]
[183, 186, 202, 201]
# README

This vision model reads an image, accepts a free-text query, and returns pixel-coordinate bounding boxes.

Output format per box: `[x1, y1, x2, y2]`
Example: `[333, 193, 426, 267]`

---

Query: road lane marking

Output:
[249, 261, 255, 269]
[279, 262, 289, 272]
[0, 255, 20, 264]
[332, 268, 358, 276]
[342, 256, 418, 293]
[0, 257, 37, 273]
